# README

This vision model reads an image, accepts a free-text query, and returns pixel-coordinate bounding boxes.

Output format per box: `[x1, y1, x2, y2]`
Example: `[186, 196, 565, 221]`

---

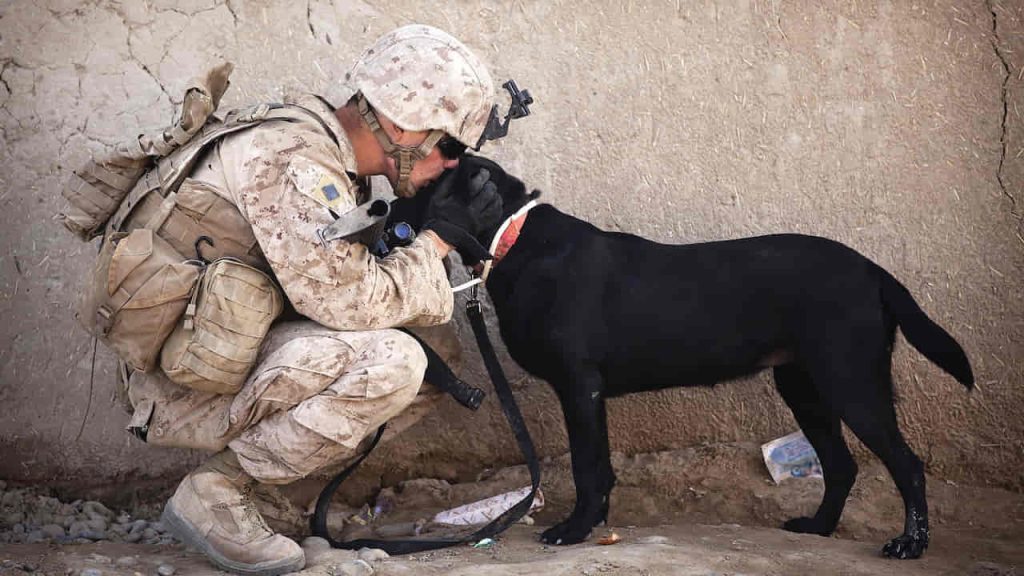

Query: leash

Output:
[311, 286, 541, 554]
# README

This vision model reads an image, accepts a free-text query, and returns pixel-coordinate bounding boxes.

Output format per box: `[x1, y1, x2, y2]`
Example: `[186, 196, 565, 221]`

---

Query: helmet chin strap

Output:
[357, 93, 443, 197]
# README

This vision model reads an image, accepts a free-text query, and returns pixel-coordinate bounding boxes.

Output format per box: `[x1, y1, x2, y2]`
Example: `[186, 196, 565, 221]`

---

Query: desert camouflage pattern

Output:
[192, 93, 454, 329]
[127, 93, 459, 482]
[347, 24, 496, 147]
[131, 322, 441, 483]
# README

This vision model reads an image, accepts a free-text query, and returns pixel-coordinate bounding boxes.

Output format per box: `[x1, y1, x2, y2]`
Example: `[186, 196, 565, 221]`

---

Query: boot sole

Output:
[162, 500, 304, 576]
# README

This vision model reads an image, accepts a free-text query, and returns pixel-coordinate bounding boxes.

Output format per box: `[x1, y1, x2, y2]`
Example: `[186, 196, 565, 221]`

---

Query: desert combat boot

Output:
[162, 450, 305, 575]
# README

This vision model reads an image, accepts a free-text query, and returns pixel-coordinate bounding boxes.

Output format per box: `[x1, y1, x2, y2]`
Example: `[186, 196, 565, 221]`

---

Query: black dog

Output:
[397, 156, 974, 559]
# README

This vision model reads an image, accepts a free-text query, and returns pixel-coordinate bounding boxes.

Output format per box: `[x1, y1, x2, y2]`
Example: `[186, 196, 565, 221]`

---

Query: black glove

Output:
[423, 167, 503, 266]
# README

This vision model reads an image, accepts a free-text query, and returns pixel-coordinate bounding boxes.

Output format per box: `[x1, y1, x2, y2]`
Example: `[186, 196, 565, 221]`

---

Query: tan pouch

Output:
[128, 177, 268, 268]
[60, 149, 152, 240]
[160, 258, 283, 394]
[78, 228, 202, 372]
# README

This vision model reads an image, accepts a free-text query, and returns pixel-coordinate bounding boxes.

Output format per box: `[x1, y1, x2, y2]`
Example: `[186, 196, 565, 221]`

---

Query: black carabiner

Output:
[194, 236, 215, 264]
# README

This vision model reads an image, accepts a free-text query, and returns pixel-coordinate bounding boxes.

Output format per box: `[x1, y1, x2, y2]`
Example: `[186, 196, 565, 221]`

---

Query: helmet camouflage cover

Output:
[347, 24, 496, 148]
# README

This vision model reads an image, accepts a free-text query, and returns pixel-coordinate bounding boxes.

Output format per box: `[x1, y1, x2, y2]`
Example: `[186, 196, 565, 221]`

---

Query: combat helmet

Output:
[345, 25, 492, 196]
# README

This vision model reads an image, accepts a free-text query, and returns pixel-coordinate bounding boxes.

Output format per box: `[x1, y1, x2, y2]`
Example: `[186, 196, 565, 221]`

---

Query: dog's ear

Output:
[529, 189, 542, 200]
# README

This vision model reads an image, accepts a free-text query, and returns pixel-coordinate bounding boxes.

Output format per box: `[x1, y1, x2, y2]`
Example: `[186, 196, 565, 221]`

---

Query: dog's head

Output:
[390, 154, 540, 249]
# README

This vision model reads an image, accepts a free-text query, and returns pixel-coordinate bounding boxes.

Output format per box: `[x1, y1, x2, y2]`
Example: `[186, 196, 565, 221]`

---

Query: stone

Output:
[25, 530, 45, 543]
[34, 511, 55, 525]
[83, 501, 114, 520]
[301, 536, 331, 552]
[156, 564, 176, 576]
[123, 531, 142, 543]
[142, 528, 158, 540]
[86, 517, 108, 532]
[41, 523, 65, 539]
[129, 520, 147, 533]
[87, 554, 112, 564]
[116, 513, 131, 524]
[5, 511, 25, 525]
[149, 521, 165, 533]
[69, 520, 91, 538]
[357, 548, 389, 563]
[331, 560, 373, 576]
[116, 556, 138, 567]
[638, 535, 669, 544]
[80, 569, 103, 576]
[12, 523, 25, 534]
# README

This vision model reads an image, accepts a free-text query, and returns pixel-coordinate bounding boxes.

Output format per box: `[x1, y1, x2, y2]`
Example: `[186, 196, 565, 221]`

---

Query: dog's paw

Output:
[882, 532, 928, 560]
[782, 516, 833, 536]
[539, 520, 592, 545]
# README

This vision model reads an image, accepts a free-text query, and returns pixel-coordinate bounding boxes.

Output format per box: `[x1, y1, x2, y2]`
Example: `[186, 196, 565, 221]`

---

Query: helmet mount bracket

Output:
[474, 80, 534, 150]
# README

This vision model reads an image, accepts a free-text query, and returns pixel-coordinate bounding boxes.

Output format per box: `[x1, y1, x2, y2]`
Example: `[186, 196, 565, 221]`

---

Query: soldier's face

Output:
[408, 146, 461, 192]
[380, 119, 461, 193]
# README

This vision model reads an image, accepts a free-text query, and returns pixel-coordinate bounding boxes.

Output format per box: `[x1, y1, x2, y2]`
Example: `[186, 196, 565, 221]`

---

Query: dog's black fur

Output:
[398, 156, 974, 559]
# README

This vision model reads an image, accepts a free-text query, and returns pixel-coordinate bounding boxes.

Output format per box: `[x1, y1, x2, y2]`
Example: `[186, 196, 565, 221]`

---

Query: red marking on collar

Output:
[492, 210, 530, 265]
[471, 210, 532, 276]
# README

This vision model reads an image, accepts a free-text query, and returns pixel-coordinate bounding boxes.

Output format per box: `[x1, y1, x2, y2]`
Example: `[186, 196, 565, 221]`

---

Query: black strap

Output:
[399, 328, 485, 410]
[310, 295, 541, 554]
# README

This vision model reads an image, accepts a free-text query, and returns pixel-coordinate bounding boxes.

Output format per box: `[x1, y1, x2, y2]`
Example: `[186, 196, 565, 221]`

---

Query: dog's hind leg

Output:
[540, 367, 615, 545]
[805, 329, 929, 560]
[838, 371, 929, 560]
[774, 363, 857, 537]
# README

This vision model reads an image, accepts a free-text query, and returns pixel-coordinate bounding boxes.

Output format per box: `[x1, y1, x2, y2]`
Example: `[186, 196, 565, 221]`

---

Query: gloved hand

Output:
[423, 167, 503, 266]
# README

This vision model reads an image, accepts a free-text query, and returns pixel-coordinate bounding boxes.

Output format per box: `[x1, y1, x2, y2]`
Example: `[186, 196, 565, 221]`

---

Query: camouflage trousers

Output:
[126, 320, 458, 484]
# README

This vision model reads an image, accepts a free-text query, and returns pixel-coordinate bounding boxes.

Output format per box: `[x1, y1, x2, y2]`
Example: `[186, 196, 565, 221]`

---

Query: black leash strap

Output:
[399, 328, 485, 410]
[311, 293, 541, 554]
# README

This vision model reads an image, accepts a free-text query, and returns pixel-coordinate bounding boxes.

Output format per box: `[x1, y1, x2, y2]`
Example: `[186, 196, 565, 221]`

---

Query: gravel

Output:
[0, 484, 180, 546]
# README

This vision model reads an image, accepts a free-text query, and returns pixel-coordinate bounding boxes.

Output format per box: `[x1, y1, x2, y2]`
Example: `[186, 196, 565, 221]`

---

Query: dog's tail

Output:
[877, 265, 974, 389]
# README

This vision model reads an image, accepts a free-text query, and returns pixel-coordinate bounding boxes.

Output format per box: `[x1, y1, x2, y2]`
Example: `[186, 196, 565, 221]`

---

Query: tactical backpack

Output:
[60, 64, 319, 389]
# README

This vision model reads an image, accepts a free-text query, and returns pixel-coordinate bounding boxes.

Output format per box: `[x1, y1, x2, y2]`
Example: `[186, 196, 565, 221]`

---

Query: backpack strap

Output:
[108, 103, 338, 234]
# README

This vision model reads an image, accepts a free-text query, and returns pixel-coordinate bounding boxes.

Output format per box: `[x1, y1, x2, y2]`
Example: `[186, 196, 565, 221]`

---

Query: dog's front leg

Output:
[541, 369, 615, 545]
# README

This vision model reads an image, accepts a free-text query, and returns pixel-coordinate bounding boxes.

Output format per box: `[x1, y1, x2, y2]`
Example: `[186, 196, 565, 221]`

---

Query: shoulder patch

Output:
[286, 156, 356, 213]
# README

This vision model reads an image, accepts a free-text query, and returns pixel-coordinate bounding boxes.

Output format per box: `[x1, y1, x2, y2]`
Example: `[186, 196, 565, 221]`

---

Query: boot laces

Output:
[239, 484, 272, 537]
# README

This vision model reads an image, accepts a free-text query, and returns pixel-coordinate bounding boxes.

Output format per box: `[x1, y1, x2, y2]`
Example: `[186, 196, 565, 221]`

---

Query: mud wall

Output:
[1, 0, 1021, 496]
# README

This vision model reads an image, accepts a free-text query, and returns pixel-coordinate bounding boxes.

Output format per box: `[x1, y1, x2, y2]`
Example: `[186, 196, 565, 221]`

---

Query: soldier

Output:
[123, 25, 508, 575]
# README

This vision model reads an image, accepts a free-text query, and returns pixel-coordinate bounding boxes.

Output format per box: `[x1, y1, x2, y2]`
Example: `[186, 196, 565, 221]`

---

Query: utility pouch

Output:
[78, 227, 202, 372]
[160, 258, 283, 394]
[60, 148, 152, 241]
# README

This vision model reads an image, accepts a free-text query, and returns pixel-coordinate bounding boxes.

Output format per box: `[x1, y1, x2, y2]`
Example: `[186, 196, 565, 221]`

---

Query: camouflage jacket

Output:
[188, 94, 454, 330]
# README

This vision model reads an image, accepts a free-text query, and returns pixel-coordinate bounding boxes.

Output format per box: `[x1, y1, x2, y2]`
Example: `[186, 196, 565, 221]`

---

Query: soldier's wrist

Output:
[422, 230, 453, 258]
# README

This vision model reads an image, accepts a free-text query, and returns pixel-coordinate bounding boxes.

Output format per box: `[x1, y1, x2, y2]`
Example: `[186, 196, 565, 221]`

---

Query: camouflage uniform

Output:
[129, 93, 456, 483]
[138, 25, 502, 574]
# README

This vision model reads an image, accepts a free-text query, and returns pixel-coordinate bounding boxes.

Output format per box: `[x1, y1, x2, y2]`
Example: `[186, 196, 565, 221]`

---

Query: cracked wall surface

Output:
[0, 0, 1022, 500]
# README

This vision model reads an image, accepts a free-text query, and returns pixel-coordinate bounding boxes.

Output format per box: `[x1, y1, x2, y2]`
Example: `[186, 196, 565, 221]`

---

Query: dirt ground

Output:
[2, 442, 1022, 575]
